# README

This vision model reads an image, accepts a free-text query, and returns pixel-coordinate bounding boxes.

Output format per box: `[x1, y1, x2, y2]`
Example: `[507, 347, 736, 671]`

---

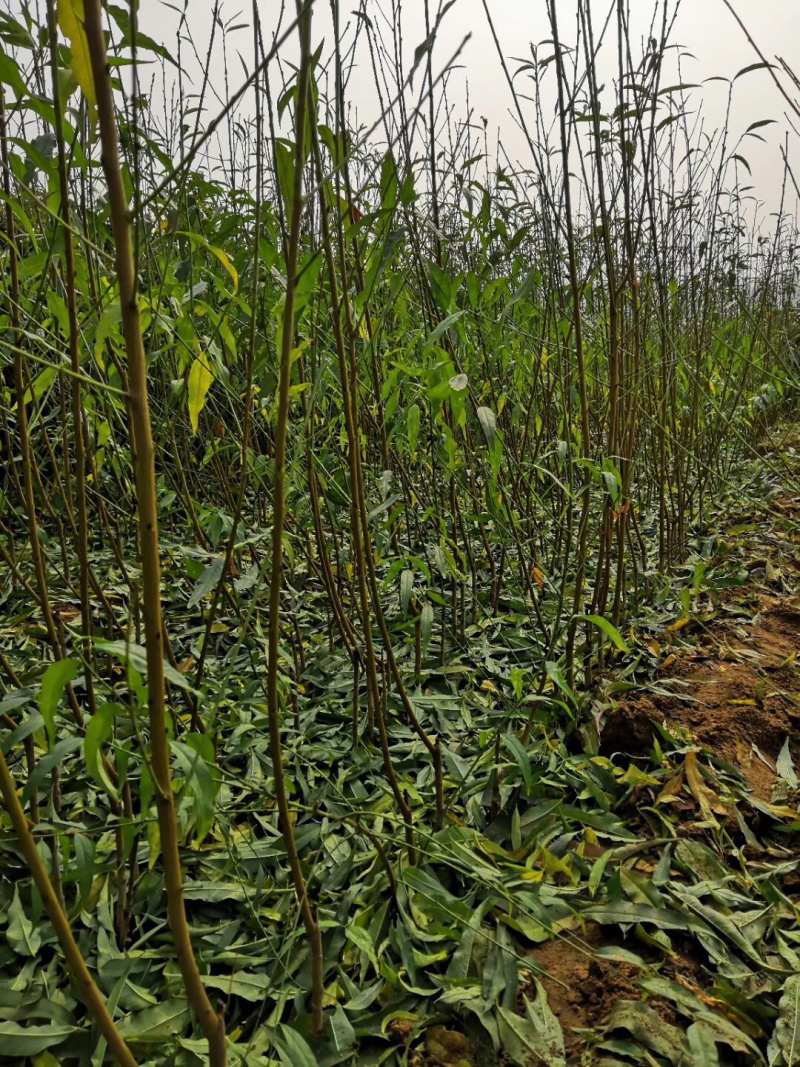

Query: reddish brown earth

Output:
[603, 594, 799, 800]
[524, 923, 684, 1057]
[527, 486, 799, 1060]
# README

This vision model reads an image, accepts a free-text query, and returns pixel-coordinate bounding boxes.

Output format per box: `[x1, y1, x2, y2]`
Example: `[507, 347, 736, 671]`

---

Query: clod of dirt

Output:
[524, 924, 674, 1058]
[602, 597, 799, 800]
[599, 698, 662, 757]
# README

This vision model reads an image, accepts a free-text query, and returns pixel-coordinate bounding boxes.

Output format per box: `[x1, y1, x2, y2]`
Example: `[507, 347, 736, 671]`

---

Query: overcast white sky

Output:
[135, 0, 800, 214]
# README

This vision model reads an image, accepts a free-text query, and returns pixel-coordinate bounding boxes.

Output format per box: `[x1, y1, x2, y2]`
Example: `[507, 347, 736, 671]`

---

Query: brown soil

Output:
[523, 923, 701, 1061]
[515, 481, 799, 1062]
[602, 595, 799, 799]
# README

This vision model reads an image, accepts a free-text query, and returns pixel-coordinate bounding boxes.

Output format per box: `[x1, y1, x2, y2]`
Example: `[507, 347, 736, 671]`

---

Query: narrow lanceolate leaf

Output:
[687, 1023, 720, 1066]
[575, 613, 629, 652]
[84, 703, 120, 801]
[777, 737, 798, 790]
[188, 556, 225, 607]
[497, 980, 566, 1066]
[407, 402, 421, 453]
[39, 658, 78, 749]
[172, 734, 220, 842]
[203, 972, 271, 1002]
[117, 999, 191, 1042]
[7, 886, 41, 957]
[768, 974, 800, 1067]
[428, 309, 464, 344]
[275, 1026, 317, 1067]
[0, 52, 28, 97]
[187, 353, 215, 433]
[476, 405, 497, 448]
[177, 232, 239, 293]
[57, 0, 97, 123]
[400, 569, 414, 616]
[0, 1021, 78, 1057]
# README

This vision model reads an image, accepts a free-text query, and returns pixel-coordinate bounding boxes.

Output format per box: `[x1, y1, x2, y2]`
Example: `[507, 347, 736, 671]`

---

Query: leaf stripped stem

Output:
[81, 2, 227, 1064]
[46, 0, 96, 719]
[0, 749, 138, 1067]
[1, 87, 84, 733]
[266, 0, 325, 1038]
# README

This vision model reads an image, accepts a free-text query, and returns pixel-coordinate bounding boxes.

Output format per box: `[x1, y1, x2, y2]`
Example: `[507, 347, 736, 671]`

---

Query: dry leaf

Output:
[177, 656, 197, 675]
[685, 751, 728, 820]
[656, 769, 684, 804]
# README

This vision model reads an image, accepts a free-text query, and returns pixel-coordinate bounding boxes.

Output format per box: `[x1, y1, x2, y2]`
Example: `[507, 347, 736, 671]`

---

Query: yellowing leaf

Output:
[176, 232, 238, 293]
[619, 764, 662, 788]
[666, 616, 690, 632]
[57, 0, 97, 125]
[685, 751, 727, 821]
[425, 1026, 476, 1067]
[33, 1054, 61, 1067]
[187, 354, 214, 434]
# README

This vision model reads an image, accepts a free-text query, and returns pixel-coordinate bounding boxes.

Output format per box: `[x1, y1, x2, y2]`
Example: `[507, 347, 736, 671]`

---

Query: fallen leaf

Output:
[685, 751, 728, 820]
[425, 1026, 475, 1067]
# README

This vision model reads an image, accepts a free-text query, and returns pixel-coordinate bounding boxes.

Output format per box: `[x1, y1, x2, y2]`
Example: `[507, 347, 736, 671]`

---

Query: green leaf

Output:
[176, 232, 238, 293]
[345, 923, 379, 970]
[476, 406, 497, 449]
[0, 1021, 77, 1057]
[769, 973, 800, 1067]
[605, 1000, 689, 1063]
[172, 734, 220, 842]
[400, 569, 414, 616]
[428, 310, 464, 344]
[203, 972, 271, 1002]
[275, 140, 296, 231]
[687, 1023, 720, 1066]
[84, 703, 119, 802]
[420, 603, 434, 653]
[39, 658, 77, 749]
[407, 402, 421, 453]
[94, 298, 122, 363]
[57, 0, 97, 124]
[0, 52, 27, 97]
[188, 556, 225, 608]
[503, 734, 532, 793]
[7, 886, 41, 957]
[777, 738, 798, 790]
[497, 981, 566, 1066]
[117, 999, 191, 1043]
[330, 1004, 356, 1053]
[582, 902, 690, 930]
[274, 1025, 317, 1067]
[502, 264, 539, 316]
[545, 661, 576, 707]
[187, 352, 215, 434]
[32, 1051, 62, 1067]
[574, 614, 628, 652]
[22, 737, 83, 801]
[94, 638, 197, 694]
[380, 150, 398, 213]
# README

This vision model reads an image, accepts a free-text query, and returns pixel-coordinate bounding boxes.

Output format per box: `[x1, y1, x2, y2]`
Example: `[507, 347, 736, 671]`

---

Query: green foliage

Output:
[0, 1, 798, 1064]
